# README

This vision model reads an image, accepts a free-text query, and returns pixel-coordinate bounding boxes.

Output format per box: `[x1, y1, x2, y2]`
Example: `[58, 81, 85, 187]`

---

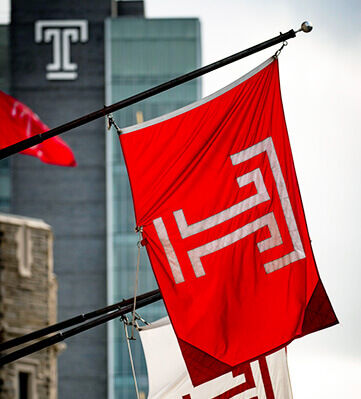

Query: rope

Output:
[130, 226, 143, 339]
[122, 317, 140, 399]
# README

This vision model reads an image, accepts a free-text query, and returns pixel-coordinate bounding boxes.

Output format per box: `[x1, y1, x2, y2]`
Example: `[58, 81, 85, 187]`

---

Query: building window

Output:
[16, 224, 33, 277]
[18, 372, 30, 399]
[16, 366, 36, 399]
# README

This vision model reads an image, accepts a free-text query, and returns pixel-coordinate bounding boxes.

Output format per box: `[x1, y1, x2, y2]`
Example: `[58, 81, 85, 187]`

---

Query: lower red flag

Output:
[119, 58, 338, 386]
[0, 91, 76, 167]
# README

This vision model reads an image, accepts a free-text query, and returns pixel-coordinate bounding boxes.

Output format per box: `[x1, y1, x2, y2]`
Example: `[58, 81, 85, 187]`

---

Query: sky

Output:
[145, 2, 361, 397]
[1, 0, 360, 397]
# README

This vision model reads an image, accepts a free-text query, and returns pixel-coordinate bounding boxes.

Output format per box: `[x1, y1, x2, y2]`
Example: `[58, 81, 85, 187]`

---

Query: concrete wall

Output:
[9, 1, 110, 398]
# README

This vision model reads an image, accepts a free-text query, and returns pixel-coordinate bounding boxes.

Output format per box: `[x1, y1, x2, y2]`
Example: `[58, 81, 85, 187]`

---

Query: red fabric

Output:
[0, 91, 76, 166]
[119, 59, 337, 386]
[177, 338, 232, 386]
[181, 354, 274, 399]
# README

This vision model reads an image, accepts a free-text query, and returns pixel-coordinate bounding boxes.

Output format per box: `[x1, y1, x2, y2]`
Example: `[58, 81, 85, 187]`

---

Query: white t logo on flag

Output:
[153, 137, 306, 284]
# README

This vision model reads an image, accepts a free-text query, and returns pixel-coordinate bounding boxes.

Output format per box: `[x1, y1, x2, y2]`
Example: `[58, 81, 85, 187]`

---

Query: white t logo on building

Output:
[35, 20, 88, 80]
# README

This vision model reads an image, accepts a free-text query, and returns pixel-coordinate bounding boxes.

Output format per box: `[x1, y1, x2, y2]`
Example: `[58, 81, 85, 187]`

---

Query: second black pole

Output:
[0, 289, 162, 366]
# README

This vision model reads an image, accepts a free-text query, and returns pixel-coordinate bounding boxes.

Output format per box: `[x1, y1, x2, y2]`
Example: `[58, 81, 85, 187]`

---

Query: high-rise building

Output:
[2, 1, 201, 398]
[105, 14, 201, 398]
[9, 1, 110, 397]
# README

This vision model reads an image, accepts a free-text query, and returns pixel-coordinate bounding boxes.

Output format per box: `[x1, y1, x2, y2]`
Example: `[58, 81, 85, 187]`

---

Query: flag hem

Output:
[120, 57, 275, 134]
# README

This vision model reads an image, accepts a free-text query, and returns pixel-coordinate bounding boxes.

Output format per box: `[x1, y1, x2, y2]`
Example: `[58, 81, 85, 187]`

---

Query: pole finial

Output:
[296, 21, 313, 34]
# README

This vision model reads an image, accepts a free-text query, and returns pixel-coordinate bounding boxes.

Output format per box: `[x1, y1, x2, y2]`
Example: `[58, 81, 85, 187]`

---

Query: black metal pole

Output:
[0, 289, 161, 352]
[0, 28, 298, 161]
[0, 289, 162, 366]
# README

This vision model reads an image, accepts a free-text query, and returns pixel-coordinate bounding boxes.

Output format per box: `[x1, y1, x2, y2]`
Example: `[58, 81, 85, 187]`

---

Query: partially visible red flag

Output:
[0, 91, 76, 166]
[119, 58, 338, 386]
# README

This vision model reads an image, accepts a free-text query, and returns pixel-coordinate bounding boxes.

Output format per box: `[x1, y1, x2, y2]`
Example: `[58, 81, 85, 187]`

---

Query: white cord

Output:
[131, 227, 143, 339]
[122, 318, 140, 399]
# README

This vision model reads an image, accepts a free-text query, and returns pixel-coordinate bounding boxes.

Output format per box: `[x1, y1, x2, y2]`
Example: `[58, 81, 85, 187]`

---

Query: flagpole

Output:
[0, 22, 312, 161]
[0, 289, 162, 366]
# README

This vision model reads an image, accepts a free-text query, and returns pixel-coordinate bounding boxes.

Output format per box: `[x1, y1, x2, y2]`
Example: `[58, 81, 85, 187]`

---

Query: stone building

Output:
[0, 213, 59, 399]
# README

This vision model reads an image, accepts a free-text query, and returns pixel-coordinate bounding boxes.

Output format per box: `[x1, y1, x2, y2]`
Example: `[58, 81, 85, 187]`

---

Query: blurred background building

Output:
[0, 213, 59, 399]
[0, 1, 201, 398]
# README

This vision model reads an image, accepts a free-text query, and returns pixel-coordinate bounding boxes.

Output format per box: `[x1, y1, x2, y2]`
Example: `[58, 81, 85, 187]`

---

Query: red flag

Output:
[119, 58, 338, 386]
[0, 91, 76, 166]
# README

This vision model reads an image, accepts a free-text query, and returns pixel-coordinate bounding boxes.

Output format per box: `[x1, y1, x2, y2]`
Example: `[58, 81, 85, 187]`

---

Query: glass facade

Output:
[0, 24, 10, 212]
[105, 17, 201, 398]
